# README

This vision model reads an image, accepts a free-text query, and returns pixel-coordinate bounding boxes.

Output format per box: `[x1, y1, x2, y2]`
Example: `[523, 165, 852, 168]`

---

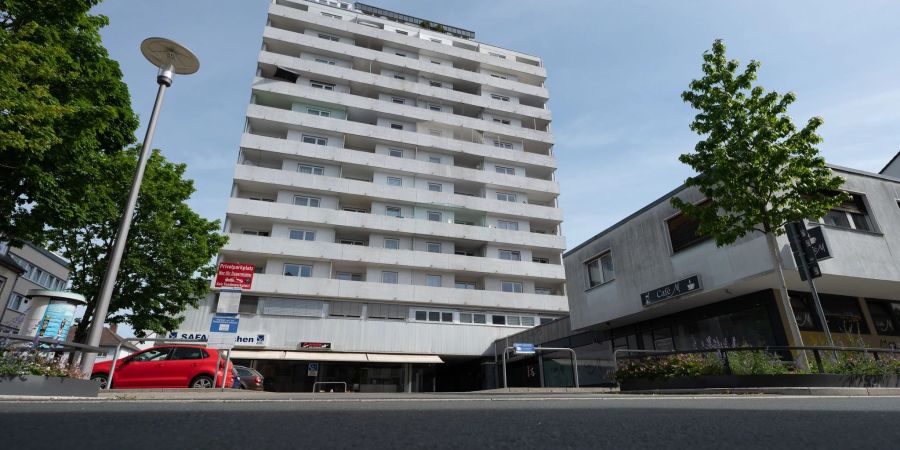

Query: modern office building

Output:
[0, 241, 71, 333]
[496, 163, 900, 386]
[179, 0, 566, 392]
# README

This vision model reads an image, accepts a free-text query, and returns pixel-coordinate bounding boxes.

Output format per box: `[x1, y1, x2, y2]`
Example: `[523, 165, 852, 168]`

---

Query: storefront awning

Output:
[229, 350, 443, 364]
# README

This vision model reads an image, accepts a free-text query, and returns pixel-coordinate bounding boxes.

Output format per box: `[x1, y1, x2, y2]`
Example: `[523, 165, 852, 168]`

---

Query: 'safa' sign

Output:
[215, 262, 255, 289]
[641, 275, 702, 306]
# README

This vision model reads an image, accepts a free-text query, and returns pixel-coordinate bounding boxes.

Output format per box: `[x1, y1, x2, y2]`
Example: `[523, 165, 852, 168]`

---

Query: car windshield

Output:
[131, 347, 172, 362]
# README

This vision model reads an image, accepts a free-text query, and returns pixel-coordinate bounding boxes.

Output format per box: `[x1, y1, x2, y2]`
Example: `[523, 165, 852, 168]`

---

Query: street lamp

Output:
[80, 38, 199, 375]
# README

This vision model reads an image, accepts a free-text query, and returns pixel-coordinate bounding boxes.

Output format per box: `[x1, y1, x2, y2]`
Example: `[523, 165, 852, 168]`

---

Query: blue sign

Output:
[513, 343, 535, 354]
[209, 314, 240, 333]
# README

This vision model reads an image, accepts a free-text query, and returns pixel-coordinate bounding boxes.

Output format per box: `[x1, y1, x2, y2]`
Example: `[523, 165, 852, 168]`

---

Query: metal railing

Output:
[0, 333, 105, 354]
[613, 345, 900, 376]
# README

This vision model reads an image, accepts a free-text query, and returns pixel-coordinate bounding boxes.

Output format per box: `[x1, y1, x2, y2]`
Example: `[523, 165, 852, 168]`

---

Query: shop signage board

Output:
[307, 363, 319, 377]
[167, 330, 268, 347]
[214, 262, 255, 289]
[513, 343, 535, 354]
[300, 342, 331, 350]
[641, 275, 702, 306]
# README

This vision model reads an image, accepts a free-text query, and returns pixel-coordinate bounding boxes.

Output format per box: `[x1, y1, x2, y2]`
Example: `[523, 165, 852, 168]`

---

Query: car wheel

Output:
[190, 375, 215, 389]
[91, 374, 110, 389]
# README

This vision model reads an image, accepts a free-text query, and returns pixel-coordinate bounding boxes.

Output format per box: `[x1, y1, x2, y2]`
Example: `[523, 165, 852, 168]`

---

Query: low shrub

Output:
[727, 350, 789, 375]
[615, 353, 724, 383]
[0, 346, 82, 378]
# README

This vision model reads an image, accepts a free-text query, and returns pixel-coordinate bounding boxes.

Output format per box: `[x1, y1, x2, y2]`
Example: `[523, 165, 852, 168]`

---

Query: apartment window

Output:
[426, 275, 442, 287]
[667, 202, 711, 253]
[330, 301, 363, 318]
[493, 140, 514, 149]
[428, 182, 442, 192]
[427, 211, 442, 222]
[497, 220, 518, 231]
[248, 196, 275, 202]
[459, 313, 487, 324]
[390, 123, 404, 130]
[293, 195, 321, 207]
[388, 148, 404, 158]
[342, 206, 368, 213]
[428, 156, 441, 164]
[339, 239, 364, 246]
[428, 104, 442, 112]
[317, 33, 340, 42]
[430, 38, 442, 43]
[336, 272, 363, 281]
[496, 192, 517, 202]
[314, 58, 336, 66]
[321, 12, 342, 19]
[533, 257, 550, 264]
[297, 164, 324, 175]
[283, 263, 313, 278]
[490, 73, 509, 80]
[499, 250, 521, 261]
[242, 229, 269, 237]
[368, 303, 408, 320]
[395, 30, 408, 35]
[428, 129, 443, 137]
[455, 281, 476, 290]
[493, 118, 512, 125]
[501, 281, 523, 293]
[289, 229, 316, 241]
[384, 238, 400, 250]
[429, 81, 442, 88]
[495, 166, 515, 175]
[522, 316, 536, 326]
[309, 80, 335, 91]
[430, 60, 441, 65]
[507, 316, 521, 326]
[386, 206, 402, 218]
[426, 242, 442, 253]
[490, 94, 511, 102]
[307, 108, 331, 117]
[387, 176, 402, 187]
[488, 52, 507, 59]
[7, 293, 25, 311]
[586, 252, 615, 288]
[820, 193, 874, 232]
[414, 310, 453, 322]
[391, 97, 406, 104]
[454, 219, 475, 226]
[302, 134, 328, 146]
[381, 271, 399, 284]
[492, 315, 506, 325]
[395, 52, 407, 57]
[393, 74, 406, 80]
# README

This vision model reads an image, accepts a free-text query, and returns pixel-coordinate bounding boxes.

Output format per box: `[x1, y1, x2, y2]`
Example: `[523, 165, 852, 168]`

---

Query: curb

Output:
[622, 387, 900, 396]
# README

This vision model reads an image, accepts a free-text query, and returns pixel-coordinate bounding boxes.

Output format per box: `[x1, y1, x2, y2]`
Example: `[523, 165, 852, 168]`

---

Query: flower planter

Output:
[620, 374, 900, 391]
[0, 375, 100, 397]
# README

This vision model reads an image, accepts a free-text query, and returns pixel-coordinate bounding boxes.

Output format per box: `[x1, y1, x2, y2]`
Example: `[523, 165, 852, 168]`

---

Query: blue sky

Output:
[93, 0, 900, 249]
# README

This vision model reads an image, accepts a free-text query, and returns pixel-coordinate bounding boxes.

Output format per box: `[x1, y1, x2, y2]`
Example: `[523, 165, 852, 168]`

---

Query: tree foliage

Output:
[673, 40, 846, 245]
[46, 149, 228, 339]
[0, 0, 139, 246]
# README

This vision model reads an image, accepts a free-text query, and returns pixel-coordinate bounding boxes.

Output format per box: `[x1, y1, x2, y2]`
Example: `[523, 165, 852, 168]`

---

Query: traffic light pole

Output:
[788, 222, 834, 348]
[801, 266, 834, 348]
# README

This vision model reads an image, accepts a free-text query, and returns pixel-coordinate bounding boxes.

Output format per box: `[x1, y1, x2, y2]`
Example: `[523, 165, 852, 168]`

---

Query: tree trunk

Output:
[765, 231, 808, 370]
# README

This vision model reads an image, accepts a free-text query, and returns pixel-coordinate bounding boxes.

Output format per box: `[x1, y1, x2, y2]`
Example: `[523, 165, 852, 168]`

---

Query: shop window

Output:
[790, 291, 869, 334]
[866, 299, 900, 336]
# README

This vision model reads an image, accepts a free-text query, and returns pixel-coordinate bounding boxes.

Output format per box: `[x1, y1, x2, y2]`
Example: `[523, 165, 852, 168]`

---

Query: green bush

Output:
[615, 353, 724, 383]
[727, 350, 789, 375]
[0, 347, 80, 378]
[821, 352, 900, 376]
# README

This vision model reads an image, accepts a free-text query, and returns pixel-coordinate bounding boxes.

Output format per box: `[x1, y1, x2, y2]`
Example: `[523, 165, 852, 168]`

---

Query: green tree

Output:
[673, 40, 846, 356]
[46, 149, 228, 340]
[0, 0, 139, 246]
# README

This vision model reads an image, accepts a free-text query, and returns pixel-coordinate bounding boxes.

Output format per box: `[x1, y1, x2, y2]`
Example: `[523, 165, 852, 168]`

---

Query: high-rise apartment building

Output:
[179, 0, 566, 392]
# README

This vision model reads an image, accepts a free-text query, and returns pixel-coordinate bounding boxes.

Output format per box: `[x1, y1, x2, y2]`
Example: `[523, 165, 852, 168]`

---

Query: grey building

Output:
[179, 0, 565, 392]
[0, 242, 70, 333]
[495, 164, 900, 387]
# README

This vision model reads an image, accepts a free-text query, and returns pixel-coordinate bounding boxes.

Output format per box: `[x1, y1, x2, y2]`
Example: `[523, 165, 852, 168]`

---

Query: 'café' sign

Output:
[641, 275, 702, 306]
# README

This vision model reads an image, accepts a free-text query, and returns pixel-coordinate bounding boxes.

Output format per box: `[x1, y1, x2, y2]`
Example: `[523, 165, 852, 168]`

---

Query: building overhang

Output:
[229, 349, 443, 364]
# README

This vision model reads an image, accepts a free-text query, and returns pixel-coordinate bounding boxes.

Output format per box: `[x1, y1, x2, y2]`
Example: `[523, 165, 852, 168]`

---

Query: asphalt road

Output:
[3, 396, 900, 449]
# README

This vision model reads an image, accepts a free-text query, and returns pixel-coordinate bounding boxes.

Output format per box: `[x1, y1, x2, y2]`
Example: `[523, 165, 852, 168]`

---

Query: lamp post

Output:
[80, 38, 199, 375]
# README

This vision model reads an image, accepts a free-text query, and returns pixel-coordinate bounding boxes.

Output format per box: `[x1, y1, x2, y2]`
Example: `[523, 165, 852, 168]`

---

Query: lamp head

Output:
[140, 37, 200, 86]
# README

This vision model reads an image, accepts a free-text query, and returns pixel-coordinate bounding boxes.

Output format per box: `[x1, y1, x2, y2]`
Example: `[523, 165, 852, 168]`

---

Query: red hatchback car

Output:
[91, 345, 234, 389]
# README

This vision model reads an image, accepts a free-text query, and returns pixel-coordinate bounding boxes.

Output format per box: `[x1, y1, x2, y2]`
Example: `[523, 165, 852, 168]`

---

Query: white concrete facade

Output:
[181, 0, 566, 360]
